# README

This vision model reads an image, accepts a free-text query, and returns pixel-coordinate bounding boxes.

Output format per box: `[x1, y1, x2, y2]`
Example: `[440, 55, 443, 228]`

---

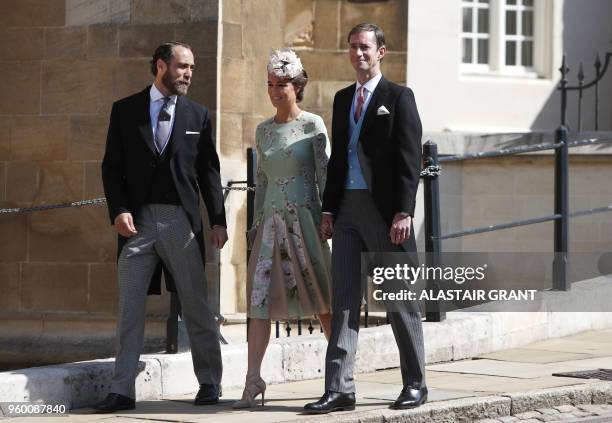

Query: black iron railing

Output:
[421, 49, 612, 323]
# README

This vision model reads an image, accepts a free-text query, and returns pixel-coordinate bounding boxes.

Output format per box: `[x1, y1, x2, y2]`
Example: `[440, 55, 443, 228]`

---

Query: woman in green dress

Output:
[233, 49, 332, 409]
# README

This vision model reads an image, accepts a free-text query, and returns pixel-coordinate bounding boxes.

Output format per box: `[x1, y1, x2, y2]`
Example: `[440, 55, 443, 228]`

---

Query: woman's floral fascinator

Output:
[267, 48, 304, 79]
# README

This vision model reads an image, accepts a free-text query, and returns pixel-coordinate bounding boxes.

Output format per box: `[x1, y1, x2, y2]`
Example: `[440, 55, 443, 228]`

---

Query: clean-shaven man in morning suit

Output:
[98, 41, 228, 413]
[304, 23, 427, 414]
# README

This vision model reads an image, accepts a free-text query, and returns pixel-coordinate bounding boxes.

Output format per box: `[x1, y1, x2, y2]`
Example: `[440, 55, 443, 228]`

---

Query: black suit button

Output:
[149, 161, 156, 168]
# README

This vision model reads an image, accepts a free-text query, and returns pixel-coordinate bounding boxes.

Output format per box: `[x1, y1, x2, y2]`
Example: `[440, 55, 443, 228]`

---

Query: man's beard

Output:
[162, 72, 189, 96]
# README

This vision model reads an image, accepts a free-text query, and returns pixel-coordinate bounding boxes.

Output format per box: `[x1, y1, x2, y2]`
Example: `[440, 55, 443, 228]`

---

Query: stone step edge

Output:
[2, 311, 612, 409]
[282, 382, 612, 423]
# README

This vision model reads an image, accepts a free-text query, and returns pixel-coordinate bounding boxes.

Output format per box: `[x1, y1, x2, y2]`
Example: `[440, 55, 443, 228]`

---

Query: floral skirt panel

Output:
[246, 207, 331, 320]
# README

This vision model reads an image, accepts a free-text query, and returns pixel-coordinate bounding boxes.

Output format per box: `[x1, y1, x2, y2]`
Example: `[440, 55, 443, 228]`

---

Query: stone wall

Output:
[0, 0, 220, 365]
[218, 0, 409, 313]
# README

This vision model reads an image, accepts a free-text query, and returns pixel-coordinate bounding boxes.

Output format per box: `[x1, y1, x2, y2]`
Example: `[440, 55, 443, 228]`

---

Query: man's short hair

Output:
[150, 41, 192, 76]
[347, 22, 386, 49]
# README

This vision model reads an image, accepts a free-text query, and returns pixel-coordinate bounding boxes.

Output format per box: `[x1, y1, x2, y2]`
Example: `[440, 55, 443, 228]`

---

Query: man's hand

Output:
[320, 213, 334, 240]
[114, 212, 137, 238]
[211, 225, 228, 249]
[390, 213, 411, 245]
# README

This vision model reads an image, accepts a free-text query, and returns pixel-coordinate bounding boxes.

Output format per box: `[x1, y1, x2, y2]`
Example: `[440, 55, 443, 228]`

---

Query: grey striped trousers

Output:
[325, 190, 426, 393]
[111, 204, 221, 399]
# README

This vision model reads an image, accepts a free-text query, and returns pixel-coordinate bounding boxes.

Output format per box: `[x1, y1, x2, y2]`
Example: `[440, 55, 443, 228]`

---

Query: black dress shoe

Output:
[391, 385, 428, 409]
[303, 391, 356, 414]
[94, 393, 135, 413]
[194, 384, 222, 405]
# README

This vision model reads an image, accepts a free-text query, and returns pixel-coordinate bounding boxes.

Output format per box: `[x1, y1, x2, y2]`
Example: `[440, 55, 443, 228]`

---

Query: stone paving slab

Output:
[427, 359, 580, 379]
[426, 372, 590, 394]
[523, 338, 612, 357]
[476, 348, 595, 364]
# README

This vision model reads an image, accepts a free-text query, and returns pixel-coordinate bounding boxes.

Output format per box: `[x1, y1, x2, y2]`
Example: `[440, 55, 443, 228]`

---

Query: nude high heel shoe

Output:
[232, 375, 266, 409]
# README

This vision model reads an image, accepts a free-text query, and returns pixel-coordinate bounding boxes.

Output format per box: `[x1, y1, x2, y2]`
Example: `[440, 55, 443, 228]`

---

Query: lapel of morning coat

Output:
[337, 84, 356, 147]
[136, 87, 157, 155]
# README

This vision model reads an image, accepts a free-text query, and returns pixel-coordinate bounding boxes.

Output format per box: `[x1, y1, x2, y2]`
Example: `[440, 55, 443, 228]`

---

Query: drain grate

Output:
[552, 369, 612, 381]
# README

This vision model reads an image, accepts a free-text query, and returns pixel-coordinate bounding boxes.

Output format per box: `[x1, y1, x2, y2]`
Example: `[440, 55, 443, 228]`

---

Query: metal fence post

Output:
[246, 147, 257, 340]
[423, 141, 445, 322]
[553, 126, 570, 290]
[166, 292, 188, 353]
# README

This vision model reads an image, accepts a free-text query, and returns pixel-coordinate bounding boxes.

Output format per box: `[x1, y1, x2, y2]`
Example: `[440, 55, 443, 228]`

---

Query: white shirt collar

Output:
[355, 72, 383, 94]
[150, 83, 177, 104]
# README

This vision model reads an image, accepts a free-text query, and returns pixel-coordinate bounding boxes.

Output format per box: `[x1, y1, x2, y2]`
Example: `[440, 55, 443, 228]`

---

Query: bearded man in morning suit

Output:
[304, 23, 427, 414]
[97, 42, 228, 413]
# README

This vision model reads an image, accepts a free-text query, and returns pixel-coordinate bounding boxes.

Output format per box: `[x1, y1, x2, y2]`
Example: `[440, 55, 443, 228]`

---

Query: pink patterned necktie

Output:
[354, 86, 365, 122]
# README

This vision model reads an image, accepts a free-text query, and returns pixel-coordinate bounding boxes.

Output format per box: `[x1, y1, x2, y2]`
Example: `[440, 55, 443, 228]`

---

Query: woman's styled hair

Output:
[289, 69, 308, 103]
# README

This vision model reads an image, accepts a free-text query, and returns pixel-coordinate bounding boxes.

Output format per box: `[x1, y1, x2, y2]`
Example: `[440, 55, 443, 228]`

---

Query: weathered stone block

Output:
[191, 0, 218, 21]
[314, 0, 340, 50]
[515, 163, 554, 195]
[87, 26, 119, 58]
[11, 116, 69, 161]
[508, 385, 593, 415]
[0, 367, 72, 403]
[66, 0, 131, 26]
[42, 61, 98, 114]
[6, 161, 39, 204]
[70, 115, 108, 160]
[0, 0, 65, 27]
[570, 221, 600, 242]
[185, 59, 217, 108]
[36, 161, 83, 204]
[222, 22, 243, 59]
[242, 115, 264, 150]
[21, 263, 88, 311]
[249, 57, 276, 116]
[482, 195, 521, 221]
[285, 0, 314, 48]
[0, 162, 4, 201]
[0, 214, 27, 261]
[319, 80, 353, 107]
[278, 334, 327, 382]
[0, 263, 20, 311]
[242, 0, 283, 58]
[0, 62, 41, 115]
[0, 28, 44, 60]
[84, 161, 104, 199]
[300, 80, 319, 110]
[430, 396, 512, 422]
[0, 117, 9, 160]
[154, 351, 199, 396]
[175, 22, 218, 59]
[134, 0, 190, 24]
[219, 113, 244, 159]
[45, 27, 87, 60]
[96, 59, 151, 113]
[220, 58, 248, 113]
[299, 50, 354, 81]
[29, 207, 115, 263]
[381, 52, 408, 84]
[340, 0, 407, 51]
[571, 163, 612, 195]
[119, 25, 175, 58]
[222, 0, 242, 23]
[89, 263, 118, 314]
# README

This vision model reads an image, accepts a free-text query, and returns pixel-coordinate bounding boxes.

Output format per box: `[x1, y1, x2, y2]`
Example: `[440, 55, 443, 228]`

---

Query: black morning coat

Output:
[322, 76, 423, 252]
[101, 86, 227, 295]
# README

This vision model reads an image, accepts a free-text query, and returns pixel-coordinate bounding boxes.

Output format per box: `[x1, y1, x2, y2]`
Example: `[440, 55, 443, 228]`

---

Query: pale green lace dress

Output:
[247, 111, 332, 320]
